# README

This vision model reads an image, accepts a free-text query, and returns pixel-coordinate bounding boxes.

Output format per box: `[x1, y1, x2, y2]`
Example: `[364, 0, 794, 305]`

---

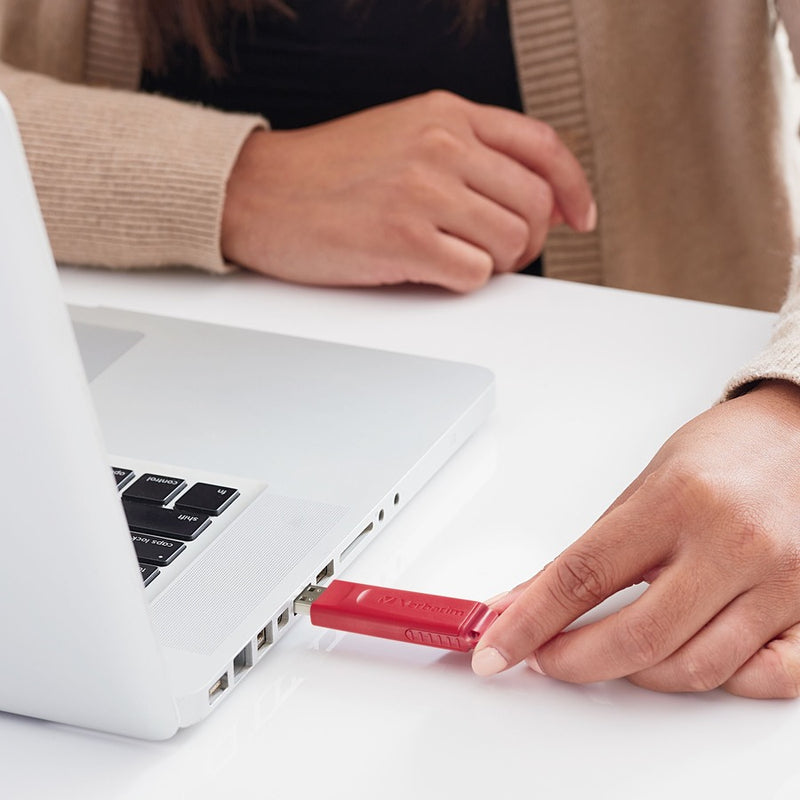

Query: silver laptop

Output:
[0, 93, 494, 739]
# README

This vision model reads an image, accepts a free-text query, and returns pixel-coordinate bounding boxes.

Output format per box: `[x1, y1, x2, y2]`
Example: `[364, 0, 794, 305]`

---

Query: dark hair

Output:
[137, 0, 489, 77]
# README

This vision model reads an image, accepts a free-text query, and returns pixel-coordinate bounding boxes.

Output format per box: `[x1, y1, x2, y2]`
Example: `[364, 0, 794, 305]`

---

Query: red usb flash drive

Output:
[293, 580, 498, 652]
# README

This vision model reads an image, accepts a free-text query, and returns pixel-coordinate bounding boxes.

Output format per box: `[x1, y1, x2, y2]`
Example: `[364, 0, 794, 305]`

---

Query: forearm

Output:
[0, 61, 265, 273]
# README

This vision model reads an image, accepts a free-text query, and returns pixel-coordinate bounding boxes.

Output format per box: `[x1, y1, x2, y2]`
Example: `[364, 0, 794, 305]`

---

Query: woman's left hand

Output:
[473, 379, 800, 698]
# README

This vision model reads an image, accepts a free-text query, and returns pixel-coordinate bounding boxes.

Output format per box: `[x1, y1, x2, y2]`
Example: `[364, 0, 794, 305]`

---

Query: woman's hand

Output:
[473, 380, 800, 698]
[221, 90, 595, 292]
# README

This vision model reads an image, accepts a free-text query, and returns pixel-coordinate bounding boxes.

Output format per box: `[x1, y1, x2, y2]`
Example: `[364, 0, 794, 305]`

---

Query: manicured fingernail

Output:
[483, 591, 509, 607]
[471, 646, 508, 677]
[526, 654, 545, 675]
[584, 201, 597, 232]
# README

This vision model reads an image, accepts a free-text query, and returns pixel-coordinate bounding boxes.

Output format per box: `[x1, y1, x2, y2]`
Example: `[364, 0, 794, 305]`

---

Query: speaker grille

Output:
[150, 492, 346, 654]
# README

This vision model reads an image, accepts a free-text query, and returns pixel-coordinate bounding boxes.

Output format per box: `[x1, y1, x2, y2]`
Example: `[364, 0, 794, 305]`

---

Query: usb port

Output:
[316, 560, 335, 584]
[208, 673, 229, 704]
[233, 646, 249, 678]
[257, 624, 273, 651]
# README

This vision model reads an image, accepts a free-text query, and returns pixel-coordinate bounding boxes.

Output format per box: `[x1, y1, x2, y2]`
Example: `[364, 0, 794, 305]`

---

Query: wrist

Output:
[221, 129, 273, 267]
[743, 379, 800, 428]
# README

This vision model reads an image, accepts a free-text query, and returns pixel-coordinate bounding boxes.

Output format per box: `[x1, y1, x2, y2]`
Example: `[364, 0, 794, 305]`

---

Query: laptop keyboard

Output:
[113, 467, 241, 588]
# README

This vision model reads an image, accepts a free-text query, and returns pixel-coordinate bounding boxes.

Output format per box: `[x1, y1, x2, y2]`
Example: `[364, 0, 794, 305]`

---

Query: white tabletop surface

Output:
[6, 266, 799, 800]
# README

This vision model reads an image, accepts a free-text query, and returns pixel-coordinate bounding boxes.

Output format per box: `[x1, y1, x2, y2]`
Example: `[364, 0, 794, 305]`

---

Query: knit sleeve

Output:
[0, 60, 266, 273]
[723, 257, 800, 398]
[722, 3, 800, 398]
[776, 0, 800, 78]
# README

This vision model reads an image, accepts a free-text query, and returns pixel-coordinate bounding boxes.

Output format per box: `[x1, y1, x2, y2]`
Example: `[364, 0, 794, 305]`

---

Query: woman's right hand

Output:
[221, 90, 596, 292]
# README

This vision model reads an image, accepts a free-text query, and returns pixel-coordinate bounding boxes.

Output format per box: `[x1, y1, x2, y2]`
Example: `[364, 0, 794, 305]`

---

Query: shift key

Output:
[131, 533, 185, 566]
[125, 502, 211, 541]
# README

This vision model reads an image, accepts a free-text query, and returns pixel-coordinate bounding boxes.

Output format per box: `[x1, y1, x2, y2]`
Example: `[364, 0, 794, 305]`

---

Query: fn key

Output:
[175, 483, 239, 516]
[140, 564, 160, 587]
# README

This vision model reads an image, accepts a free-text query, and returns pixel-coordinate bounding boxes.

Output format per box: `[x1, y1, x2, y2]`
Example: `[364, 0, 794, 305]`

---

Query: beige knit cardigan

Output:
[4, 0, 800, 393]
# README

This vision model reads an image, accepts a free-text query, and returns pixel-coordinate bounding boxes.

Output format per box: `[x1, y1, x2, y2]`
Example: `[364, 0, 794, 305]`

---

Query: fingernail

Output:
[526, 654, 545, 675]
[471, 646, 508, 677]
[483, 591, 509, 607]
[584, 201, 597, 232]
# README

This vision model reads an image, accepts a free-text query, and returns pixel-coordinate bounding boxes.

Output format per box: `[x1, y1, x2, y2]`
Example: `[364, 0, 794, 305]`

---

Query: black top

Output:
[141, 0, 542, 274]
[141, 0, 523, 128]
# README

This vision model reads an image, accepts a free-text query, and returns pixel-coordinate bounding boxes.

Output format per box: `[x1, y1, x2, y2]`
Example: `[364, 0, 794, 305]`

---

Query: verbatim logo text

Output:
[378, 595, 464, 617]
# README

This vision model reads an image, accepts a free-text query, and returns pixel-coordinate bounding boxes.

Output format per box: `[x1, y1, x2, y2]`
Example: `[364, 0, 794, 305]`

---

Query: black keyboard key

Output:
[112, 467, 135, 490]
[125, 502, 211, 541]
[140, 564, 160, 586]
[131, 533, 185, 566]
[123, 473, 186, 505]
[175, 483, 240, 516]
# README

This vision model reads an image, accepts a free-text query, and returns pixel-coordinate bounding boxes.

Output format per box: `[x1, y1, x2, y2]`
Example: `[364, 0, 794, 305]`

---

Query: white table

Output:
[5, 267, 797, 800]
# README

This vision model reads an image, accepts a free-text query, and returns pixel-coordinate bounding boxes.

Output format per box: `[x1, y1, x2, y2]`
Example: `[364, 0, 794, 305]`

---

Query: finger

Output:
[459, 148, 556, 268]
[724, 622, 800, 699]
[593, 473, 670, 583]
[386, 161, 539, 276]
[436, 185, 544, 274]
[465, 103, 596, 233]
[405, 228, 494, 293]
[628, 586, 796, 693]
[473, 496, 677, 676]
[549, 207, 565, 228]
[526, 552, 748, 683]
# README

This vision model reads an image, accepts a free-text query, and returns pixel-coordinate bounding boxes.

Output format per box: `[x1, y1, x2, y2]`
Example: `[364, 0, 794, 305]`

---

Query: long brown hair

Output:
[137, 0, 490, 77]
